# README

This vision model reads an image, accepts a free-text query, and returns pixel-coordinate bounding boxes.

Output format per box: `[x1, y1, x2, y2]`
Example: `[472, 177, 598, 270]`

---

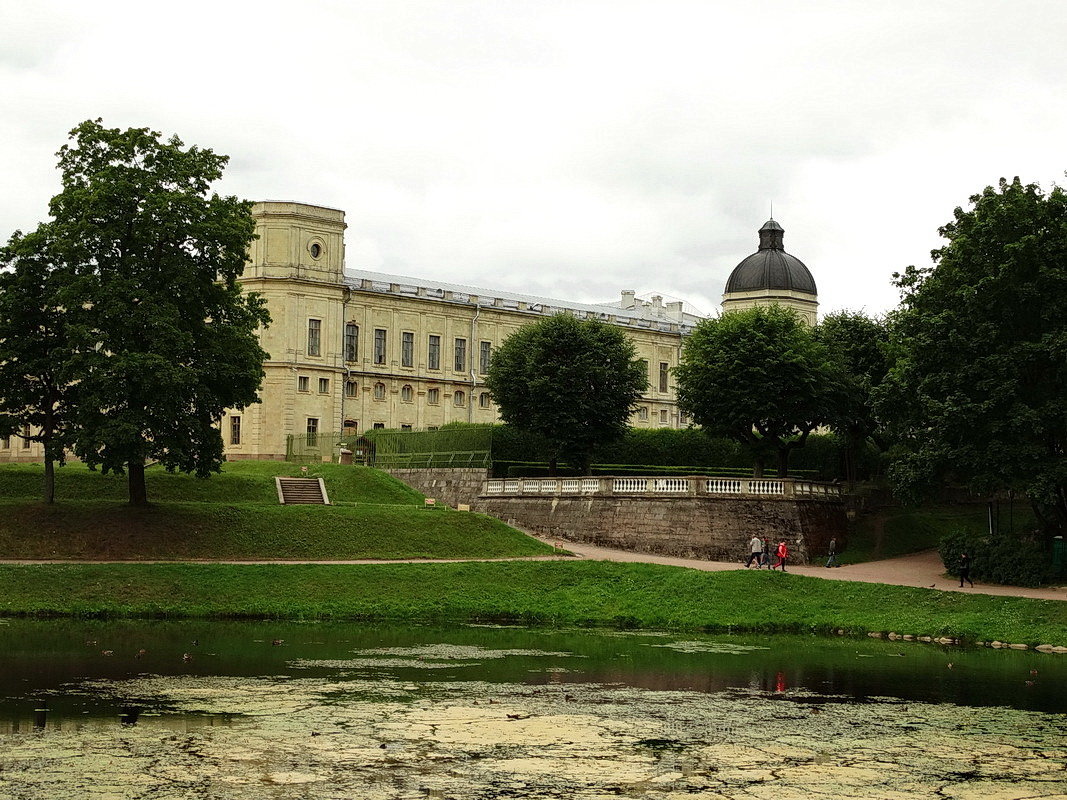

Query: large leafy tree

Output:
[877, 177, 1067, 539]
[34, 119, 270, 505]
[0, 224, 78, 502]
[484, 313, 646, 474]
[815, 310, 891, 488]
[675, 305, 840, 477]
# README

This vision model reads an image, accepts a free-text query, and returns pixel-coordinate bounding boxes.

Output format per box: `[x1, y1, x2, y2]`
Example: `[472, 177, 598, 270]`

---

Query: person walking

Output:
[771, 541, 789, 571]
[761, 537, 771, 568]
[825, 537, 838, 568]
[958, 552, 974, 588]
[745, 535, 764, 568]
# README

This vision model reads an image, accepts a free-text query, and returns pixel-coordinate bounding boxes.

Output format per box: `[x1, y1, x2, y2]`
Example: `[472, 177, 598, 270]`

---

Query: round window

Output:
[310, 243, 322, 259]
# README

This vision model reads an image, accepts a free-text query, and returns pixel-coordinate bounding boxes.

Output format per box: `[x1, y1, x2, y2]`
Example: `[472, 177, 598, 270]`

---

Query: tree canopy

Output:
[877, 177, 1067, 538]
[815, 310, 891, 487]
[0, 120, 270, 504]
[484, 313, 646, 474]
[0, 223, 78, 502]
[675, 305, 840, 477]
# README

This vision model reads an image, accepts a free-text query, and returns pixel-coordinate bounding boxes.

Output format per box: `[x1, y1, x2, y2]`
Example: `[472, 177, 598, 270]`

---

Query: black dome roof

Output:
[724, 219, 817, 295]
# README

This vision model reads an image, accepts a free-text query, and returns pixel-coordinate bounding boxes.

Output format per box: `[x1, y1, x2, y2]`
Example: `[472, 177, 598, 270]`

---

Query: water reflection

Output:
[0, 618, 1064, 735]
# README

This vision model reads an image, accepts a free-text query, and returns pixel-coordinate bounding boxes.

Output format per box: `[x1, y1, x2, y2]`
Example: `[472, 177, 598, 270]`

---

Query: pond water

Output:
[0, 619, 1064, 798]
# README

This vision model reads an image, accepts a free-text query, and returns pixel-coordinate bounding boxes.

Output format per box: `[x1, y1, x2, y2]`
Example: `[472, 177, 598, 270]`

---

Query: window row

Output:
[312, 320, 494, 373]
[1, 424, 32, 449]
[635, 407, 678, 425]
[347, 381, 492, 408]
[638, 359, 672, 393]
[297, 376, 332, 393]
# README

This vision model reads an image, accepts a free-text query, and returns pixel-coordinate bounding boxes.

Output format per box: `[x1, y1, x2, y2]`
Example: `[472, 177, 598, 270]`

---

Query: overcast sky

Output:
[3, 1, 1065, 317]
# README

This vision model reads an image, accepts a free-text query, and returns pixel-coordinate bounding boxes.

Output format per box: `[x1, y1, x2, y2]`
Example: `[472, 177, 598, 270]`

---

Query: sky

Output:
[3, 0, 1066, 318]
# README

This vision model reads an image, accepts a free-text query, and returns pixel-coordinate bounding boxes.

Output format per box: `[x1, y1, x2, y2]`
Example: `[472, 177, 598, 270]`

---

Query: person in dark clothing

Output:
[825, 537, 839, 568]
[958, 552, 974, 587]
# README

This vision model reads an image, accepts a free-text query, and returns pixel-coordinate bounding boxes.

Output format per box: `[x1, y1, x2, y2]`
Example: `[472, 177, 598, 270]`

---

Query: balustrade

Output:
[484, 475, 839, 499]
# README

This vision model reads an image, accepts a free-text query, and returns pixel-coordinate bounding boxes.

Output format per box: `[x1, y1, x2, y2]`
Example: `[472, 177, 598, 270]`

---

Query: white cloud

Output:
[2, 0, 1065, 317]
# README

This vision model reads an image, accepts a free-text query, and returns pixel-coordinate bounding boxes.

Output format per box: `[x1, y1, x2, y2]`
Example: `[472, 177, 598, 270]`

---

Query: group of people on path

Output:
[744, 536, 790, 571]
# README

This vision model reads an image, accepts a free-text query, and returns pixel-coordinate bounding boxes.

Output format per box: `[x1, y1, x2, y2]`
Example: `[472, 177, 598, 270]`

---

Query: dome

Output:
[724, 219, 817, 295]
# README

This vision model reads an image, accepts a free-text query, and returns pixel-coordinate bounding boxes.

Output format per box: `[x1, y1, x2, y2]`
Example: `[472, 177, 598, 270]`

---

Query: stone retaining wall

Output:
[385, 467, 489, 509]
[478, 495, 845, 565]
[382, 468, 846, 565]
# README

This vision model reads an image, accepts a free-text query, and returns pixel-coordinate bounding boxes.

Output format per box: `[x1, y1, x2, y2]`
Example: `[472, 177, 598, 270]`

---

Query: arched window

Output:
[638, 407, 649, 421]
[401, 385, 413, 402]
[373, 382, 386, 400]
[427, 388, 440, 405]
[479, 392, 491, 408]
[345, 381, 357, 397]
[454, 390, 466, 407]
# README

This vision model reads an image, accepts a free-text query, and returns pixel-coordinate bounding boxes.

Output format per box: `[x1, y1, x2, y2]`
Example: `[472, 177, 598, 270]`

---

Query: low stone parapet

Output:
[483, 475, 841, 500]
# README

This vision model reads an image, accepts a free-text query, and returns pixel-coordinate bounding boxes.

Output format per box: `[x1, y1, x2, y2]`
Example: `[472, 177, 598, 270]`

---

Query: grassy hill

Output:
[0, 462, 553, 560]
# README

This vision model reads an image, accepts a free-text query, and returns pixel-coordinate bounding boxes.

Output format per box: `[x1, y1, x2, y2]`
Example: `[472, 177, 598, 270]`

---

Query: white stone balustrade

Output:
[483, 476, 841, 499]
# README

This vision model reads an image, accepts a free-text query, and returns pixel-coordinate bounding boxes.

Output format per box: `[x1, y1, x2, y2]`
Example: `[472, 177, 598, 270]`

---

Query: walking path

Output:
[1, 542, 1063, 601]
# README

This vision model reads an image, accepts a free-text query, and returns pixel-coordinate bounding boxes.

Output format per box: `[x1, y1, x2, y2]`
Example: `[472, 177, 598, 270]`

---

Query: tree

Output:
[0, 224, 78, 503]
[675, 305, 840, 477]
[876, 177, 1067, 540]
[815, 310, 891, 489]
[37, 119, 269, 505]
[484, 313, 646, 474]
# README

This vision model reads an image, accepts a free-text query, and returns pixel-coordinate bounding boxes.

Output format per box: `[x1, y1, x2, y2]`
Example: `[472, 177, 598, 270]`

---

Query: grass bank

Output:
[1, 562, 1063, 646]
[0, 500, 552, 560]
[0, 462, 555, 560]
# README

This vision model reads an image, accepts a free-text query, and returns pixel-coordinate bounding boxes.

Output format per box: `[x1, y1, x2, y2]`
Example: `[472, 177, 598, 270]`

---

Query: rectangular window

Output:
[318, 378, 330, 393]
[308, 318, 321, 357]
[660, 409, 668, 424]
[230, 416, 241, 445]
[401, 331, 414, 367]
[659, 362, 669, 393]
[306, 417, 319, 446]
[479, 341, 492, 374]
[401, 424, 413, 432]
[428, 335, 441, 370]
[639, 359, 650, 388]
[454, 338, 467, 372]
[22, 424, 30, 448]
[427, 388, 440, 405]
[373, 422, 385, 429]
[298, 376, 310, 392]
[345, 381, 357, 397]
[344, 323, 359, 362]
[1, 436, 8, 449]
[374, 329, 387, 365]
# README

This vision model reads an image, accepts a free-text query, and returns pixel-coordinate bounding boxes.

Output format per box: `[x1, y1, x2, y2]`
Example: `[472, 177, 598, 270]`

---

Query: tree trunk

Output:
[753, 457, 765, 478]
[43, 458, 55, 504]
[548, 457, 558, 477]
[128, 461, 148, 506]
[776, 448, 790, 478]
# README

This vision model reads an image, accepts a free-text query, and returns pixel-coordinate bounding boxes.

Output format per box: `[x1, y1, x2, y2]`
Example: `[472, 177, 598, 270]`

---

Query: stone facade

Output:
[385, 467, 489, 510]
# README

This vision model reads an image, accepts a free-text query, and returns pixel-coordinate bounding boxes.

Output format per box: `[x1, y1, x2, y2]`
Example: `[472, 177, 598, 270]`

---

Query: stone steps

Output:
[276, 477, 330, 505]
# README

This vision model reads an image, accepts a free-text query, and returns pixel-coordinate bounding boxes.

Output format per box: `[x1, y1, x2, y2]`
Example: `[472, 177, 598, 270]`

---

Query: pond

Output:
[0, 619, 1064, 798]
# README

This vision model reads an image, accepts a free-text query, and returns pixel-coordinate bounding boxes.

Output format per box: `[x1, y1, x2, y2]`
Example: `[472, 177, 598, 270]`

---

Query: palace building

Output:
[0, 203, 818, 462]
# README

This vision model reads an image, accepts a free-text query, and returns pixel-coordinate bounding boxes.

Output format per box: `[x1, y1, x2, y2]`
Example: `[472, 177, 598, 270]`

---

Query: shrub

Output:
[939, 528, 1054, 587]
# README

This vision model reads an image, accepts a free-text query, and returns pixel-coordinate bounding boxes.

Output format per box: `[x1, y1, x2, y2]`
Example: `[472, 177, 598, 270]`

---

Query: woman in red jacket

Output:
[772, 541, 789, 571]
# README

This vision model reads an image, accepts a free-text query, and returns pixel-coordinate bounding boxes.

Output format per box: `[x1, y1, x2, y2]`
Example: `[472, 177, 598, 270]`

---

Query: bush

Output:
[939, 528, 1054, 587]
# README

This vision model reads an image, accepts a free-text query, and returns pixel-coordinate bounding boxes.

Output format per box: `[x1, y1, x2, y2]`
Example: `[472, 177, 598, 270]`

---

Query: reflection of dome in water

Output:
[724, 219, 817, 296]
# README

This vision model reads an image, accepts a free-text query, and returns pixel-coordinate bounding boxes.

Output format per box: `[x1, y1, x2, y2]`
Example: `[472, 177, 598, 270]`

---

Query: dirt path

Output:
[1, 543, 1063, 602]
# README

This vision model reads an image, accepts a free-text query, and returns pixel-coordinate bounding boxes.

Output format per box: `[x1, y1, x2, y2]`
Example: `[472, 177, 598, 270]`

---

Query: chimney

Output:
[666, 301, 683, 321]
[651, 295, 663, 316]
[621, 290, 636, 309]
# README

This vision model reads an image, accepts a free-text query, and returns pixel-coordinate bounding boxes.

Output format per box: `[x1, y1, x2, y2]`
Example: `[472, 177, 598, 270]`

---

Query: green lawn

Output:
[0, 461, 424, 505]
[0, 561, 1062, 645]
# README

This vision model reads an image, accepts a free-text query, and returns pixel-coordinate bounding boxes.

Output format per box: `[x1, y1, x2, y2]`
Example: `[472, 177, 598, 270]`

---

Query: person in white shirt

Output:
[745, 535, 764, 568]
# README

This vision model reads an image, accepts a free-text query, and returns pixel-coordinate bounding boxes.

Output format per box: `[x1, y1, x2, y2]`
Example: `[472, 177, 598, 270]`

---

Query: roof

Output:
[724, 219, 817, 296]
[343, 268, 705, 331]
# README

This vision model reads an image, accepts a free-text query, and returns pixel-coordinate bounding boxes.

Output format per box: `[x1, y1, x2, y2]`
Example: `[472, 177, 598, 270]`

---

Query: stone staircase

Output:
[275, 477, 330, 505]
